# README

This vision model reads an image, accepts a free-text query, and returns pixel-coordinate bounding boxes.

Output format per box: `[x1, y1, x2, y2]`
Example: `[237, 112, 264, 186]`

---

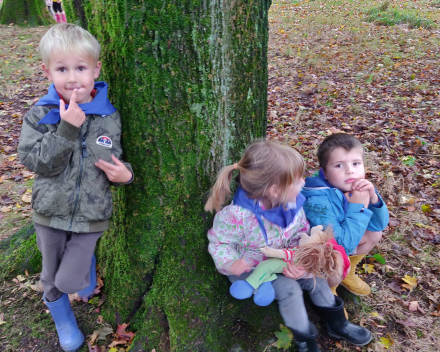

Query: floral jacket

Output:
[207, 203, 310, 276]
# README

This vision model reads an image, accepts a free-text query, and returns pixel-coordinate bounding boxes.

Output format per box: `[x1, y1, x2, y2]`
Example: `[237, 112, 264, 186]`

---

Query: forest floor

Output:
[1, 0, 440, 351]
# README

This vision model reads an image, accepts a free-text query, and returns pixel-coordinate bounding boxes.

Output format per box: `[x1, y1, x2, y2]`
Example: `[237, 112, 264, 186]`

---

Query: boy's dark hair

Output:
[318, 133, 364, 171]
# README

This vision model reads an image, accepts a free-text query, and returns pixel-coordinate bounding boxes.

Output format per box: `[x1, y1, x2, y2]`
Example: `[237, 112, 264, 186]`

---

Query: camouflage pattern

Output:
[18, 105, 133, 233]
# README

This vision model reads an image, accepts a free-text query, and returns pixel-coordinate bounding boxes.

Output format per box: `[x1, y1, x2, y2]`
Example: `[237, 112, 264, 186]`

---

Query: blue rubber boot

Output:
[77, 254, 96, 300]
[253, 282, 275, 306]
[230, 280, 254, 299]
[44, 293, 84, 352]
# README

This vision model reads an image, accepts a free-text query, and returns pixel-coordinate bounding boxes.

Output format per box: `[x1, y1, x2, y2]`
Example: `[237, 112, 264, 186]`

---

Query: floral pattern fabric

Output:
[208, 204, 310, 275]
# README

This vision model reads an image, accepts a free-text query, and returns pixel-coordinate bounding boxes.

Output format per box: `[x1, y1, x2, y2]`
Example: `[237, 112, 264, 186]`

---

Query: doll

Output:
[229, 225, 350, 306]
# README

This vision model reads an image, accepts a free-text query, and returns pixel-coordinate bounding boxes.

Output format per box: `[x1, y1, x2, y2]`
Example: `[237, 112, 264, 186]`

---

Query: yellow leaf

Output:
[108, 348, 118, 352]
[380, 336, 394, 349]
[402, 283, 414, 292]
[1, 205, 12, 213]
[8, 156, 15, 161]
[363, 264, 375, 274]
[16, 202, 22, 209]
[402, 275, 417, 288]
[21, 194, 32, 203]
[369, 312, 379, 317]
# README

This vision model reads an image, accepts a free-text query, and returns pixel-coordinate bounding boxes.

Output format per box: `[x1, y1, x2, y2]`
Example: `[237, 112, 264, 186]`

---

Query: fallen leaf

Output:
[94, 326, 113, 341]
[395, 317, 416, 327]
[402, 275, 417, 291]
[21, 194, 32, 203]
[388, 281, 404, 293]
[363, 263, 375, 274]
[274, 324, 293, 349]
[108, 340, 127, 348]
[379, 335, 394, 349]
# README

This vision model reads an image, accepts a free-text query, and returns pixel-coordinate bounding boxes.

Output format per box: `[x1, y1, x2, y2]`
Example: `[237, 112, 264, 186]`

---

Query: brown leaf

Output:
[395, 317, 416, 327]
[388, 281, 404, 293]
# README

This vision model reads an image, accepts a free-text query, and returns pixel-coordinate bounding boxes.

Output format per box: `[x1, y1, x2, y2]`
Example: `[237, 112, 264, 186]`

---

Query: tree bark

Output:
[0, 0, 53, 26]
[63, 1, 273, 350]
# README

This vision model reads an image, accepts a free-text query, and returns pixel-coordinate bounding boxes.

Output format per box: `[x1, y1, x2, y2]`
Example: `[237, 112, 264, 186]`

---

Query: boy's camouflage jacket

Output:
[18, 105, 133, 233]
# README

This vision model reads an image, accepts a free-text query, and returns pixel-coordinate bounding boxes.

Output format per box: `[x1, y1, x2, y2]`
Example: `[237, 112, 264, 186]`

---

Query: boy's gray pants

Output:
[229, 272, 335, 334]
[35, 223, 102, 302]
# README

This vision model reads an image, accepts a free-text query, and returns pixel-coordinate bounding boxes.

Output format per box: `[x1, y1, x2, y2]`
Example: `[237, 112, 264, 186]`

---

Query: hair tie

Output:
[234, 163, 238, 170]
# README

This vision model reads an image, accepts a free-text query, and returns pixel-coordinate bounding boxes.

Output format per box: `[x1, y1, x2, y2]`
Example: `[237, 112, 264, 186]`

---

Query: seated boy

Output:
[301, 133, 389, 296]
[18, 24, 133, 352]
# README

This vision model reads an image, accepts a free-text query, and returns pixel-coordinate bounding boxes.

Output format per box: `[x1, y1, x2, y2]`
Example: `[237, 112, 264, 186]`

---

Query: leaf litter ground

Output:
[1, 0, 440, 350]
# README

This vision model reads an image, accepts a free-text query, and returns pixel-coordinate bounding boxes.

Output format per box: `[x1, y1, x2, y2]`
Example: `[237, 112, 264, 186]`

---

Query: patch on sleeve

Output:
[96, 136, 112, 148]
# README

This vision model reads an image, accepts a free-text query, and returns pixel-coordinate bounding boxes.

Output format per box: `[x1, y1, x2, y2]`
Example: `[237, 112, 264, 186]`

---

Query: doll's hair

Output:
[39, 23, 101, 65]
[294, 227, 344, 284]
[318, 133, 364, 171]
[204, 140, 305, 212]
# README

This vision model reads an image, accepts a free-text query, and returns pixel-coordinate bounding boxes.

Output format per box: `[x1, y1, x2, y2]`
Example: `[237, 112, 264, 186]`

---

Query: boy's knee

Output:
[368, 231, 382, 244]
[54, 273, 79, 294]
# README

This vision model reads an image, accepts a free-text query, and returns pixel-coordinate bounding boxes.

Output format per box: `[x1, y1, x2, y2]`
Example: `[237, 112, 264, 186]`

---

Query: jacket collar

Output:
[36, 81, 117, 125]
[233, 186, 305, 246]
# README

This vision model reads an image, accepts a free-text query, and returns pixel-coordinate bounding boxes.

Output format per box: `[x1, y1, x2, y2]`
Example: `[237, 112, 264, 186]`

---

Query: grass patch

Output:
[366, 2, 436, 29]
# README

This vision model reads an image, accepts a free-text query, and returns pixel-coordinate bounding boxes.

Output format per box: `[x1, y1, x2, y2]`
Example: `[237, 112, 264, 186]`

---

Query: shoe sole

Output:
[339, 283, 370, 297]
[328, 331, 373, 346]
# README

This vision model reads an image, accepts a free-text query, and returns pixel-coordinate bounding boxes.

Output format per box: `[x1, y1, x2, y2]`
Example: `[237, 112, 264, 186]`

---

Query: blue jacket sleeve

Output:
[303, 194, 373, 254]
[367, 192, 389, 231]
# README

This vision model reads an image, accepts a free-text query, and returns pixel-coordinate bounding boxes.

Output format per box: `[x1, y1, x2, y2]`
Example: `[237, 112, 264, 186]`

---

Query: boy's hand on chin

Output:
[95, 154, 132, 183]
[351, 179, 379, 203]
[59, 89, 86, 127]
[345, 189, 370, 209]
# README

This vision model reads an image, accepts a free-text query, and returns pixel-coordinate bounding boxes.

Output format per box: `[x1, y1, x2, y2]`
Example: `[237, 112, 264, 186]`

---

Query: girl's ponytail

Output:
[205, 164, 238, 213]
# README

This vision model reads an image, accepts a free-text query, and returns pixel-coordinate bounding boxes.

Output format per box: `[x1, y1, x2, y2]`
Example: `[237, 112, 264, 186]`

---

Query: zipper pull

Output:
[82, 141, 88, 158]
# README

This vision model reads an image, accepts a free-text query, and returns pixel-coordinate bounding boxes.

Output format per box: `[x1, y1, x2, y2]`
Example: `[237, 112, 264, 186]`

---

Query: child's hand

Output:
[59, 89, 86, 127]
[345, 189, 370, 208]
[283, 261, 306, 279]
[229, 258, 251, 276]
[351, 179, 379, 204]
[95, 154, 132, 183]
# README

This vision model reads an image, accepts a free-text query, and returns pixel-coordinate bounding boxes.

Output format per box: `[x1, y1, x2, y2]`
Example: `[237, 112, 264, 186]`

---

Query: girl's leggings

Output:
[229, 272, 335, 334]
[53, 2, 62, 12]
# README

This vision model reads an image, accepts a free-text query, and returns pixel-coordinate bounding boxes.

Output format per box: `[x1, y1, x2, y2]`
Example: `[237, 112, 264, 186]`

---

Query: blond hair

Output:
[294, 227, 344, 285]
[205, 140, 305, 212]
[39, 23, 101, 64]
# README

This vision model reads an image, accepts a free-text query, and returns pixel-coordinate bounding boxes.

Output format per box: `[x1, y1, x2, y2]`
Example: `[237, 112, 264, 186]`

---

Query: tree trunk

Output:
[63, 1, 273, 350]
[0, 0, 53, 26]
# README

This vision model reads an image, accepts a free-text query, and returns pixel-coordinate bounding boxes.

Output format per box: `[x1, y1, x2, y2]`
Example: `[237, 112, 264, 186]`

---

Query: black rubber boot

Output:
[314, 296, 372, 346]
[290, 322, 321, 352]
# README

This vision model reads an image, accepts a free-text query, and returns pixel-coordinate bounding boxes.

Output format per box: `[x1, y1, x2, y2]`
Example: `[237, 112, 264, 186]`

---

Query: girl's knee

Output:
[273, 277, 302, 299]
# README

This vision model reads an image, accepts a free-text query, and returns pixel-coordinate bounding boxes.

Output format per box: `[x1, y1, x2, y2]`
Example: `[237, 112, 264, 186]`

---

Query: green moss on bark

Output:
[65, 0, 274, 350]
[0, 0, 53, 26]
[0, 224, 42, 279]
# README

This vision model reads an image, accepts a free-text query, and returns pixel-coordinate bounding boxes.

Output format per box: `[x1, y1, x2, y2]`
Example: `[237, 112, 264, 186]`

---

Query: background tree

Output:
[0, 0, 53, 26]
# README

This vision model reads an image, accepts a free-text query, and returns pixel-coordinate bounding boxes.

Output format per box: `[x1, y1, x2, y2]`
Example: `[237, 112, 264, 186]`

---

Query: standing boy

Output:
[301, 133, 389, 296]
[18, 23, 133, 352]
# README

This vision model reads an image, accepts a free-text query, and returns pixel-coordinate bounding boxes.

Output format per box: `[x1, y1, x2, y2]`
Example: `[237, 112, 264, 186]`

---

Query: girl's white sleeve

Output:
[207, 206, 245, 275]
